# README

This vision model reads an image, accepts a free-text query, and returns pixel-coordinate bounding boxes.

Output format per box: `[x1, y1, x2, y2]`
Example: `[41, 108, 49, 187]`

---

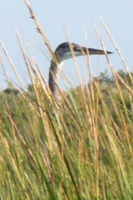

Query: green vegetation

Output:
[0, 0, 133, 199]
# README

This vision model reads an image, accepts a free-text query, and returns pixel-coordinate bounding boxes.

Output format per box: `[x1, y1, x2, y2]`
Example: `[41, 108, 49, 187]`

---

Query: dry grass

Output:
[0, 0, 132, 199]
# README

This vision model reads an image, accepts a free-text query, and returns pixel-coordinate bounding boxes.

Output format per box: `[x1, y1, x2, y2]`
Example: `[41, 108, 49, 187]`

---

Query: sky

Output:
[0, 0, 133, 90]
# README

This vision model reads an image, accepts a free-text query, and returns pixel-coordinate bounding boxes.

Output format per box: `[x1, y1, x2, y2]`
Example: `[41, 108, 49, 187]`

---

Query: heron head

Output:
[54, 42, 113, 63]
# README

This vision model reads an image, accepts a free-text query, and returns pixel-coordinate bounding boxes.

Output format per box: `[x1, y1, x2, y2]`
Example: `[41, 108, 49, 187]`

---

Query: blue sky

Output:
[0, 0, 133, 90]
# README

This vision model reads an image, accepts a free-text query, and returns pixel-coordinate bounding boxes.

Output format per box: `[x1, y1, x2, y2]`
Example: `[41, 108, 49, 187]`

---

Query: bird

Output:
[48, 42, 112, 102]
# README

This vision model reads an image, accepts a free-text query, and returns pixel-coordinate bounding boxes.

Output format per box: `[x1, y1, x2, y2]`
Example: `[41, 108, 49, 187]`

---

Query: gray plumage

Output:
[49, 42, 112, 102]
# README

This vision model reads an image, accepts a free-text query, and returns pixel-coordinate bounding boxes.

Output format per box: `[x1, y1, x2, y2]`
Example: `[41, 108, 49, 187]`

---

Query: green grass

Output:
[0, 0, 133, 199]
[0, 68, 133, 200]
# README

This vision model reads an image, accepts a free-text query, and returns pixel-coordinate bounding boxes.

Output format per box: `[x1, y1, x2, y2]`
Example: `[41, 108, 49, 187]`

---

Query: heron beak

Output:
[74, 46, 113, 56]
[87, 47, 113, 55]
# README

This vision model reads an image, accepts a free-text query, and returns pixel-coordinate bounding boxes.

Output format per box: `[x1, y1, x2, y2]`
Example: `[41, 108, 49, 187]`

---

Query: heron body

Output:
[49, 42, 112, 102]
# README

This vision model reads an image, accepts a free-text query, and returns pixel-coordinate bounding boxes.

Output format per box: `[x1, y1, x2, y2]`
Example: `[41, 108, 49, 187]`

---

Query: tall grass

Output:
[0, 0, 133, 199]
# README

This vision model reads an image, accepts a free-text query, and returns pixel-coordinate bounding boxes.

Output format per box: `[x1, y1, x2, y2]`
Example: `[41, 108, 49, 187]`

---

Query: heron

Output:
[49, 42, 112, 102]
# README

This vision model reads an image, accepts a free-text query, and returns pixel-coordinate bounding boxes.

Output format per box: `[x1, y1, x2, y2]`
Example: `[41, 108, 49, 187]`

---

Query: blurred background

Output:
[0, 0, 133, 90]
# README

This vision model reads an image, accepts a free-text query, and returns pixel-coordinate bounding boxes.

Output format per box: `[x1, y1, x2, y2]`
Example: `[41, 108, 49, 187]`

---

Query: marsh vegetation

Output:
[0, 1, 133, 199]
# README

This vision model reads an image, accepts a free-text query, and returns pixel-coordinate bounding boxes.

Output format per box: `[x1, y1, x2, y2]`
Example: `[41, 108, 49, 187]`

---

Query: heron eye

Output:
[74, 47, 80, 51]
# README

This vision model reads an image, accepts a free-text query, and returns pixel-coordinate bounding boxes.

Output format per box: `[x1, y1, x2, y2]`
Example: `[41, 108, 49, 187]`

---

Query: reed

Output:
[0, 1, 132, 199]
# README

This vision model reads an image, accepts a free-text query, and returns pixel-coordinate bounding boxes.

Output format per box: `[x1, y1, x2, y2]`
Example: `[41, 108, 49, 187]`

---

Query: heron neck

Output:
[48, 60, 63, 102]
